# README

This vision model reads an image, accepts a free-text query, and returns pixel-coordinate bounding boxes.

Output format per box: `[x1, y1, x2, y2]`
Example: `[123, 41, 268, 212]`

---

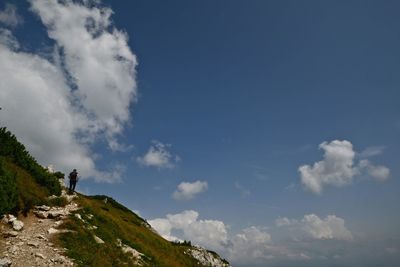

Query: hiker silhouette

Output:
[68, 169, 78, 194]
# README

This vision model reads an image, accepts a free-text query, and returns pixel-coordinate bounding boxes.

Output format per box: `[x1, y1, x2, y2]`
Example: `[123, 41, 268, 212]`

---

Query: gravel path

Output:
[0, 192, 79, 267]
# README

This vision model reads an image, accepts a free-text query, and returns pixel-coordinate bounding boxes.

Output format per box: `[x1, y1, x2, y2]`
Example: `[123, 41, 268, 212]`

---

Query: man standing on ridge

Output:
[68, 169, 78, 194]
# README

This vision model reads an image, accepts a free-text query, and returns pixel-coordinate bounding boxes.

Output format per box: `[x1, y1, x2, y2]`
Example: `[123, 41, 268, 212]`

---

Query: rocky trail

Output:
[0, 191, 79, 267]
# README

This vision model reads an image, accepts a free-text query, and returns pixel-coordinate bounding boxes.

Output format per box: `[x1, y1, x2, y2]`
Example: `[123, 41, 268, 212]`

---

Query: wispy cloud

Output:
[0, 4, 23, 27]
[234, 181, 251, 198]
[358, 146, 386, 158]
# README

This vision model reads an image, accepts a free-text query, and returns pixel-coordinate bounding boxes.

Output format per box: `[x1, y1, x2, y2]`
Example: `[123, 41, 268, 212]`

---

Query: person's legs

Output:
[69, 179, 73, 194]
[72, 180, 77, 192]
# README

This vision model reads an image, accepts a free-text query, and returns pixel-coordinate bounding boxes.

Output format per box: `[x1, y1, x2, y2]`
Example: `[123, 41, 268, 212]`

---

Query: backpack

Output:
[69, 171, 77, 180]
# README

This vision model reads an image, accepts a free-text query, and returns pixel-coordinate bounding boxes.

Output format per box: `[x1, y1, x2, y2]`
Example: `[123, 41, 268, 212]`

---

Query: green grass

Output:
[2, 160, 49, 215]
[55, 195, 215, 267]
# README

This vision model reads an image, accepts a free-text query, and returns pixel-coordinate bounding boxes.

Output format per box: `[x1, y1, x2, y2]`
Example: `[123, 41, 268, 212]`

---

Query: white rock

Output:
[35, 253, 46, 259]
[48, 210, 65, 219]
[0, 258, 12, 267]
[93, 235, 105, 244]
[35, 205, 51, 211]
[53, 220, 63, 227]
[87, 225, 98, 230]
[122, 244, 144, 259]
[12, 220, 24, 231]
[33, 210, 48, 219]
[189, 247, 231, 267]
[1, 215, 16, 224]
[75, 214, 82, 220]
[48, 228, 59, 234]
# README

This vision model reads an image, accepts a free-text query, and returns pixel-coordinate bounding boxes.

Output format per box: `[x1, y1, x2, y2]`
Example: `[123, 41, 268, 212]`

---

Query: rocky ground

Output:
[0, 191, 79, 267]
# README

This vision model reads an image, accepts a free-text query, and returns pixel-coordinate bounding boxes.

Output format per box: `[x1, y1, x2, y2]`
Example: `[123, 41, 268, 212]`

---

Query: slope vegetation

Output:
[0, 127, 230, 266]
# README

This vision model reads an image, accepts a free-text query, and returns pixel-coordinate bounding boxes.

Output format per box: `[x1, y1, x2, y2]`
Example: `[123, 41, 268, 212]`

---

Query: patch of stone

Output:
[0, 189, 79, 267]
[2, 231, 18, 238]
[0, 257, 12, 267]
[1, 215, 24, 231]
[116, 238, 144, 265]
[12, 220, 24, 231]
[36, 205, 51, 211]
[1, 215, 16, 225]
[93, 235, 105, 244]
[188, 246, 232, 267]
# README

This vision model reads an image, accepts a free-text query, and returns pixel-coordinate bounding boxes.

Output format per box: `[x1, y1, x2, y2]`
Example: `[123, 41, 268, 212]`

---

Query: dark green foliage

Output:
[0, 127, 61, 196]
[0, 160, 18, 215]
[54, 171, 65, 179]
[0, 127, 62, 215]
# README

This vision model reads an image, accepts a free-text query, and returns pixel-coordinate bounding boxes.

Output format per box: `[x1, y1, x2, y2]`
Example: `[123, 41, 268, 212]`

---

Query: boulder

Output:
[1, 215, 16, 224]
[12, 220, 24, 231]
[33, 210, 48, 219]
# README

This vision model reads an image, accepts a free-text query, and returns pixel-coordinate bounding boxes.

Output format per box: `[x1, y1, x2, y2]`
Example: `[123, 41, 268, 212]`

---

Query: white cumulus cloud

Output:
[149, 211, 359, 266]
[173, 180, 208, 200]
[299, 140, 390, 194]
[276, 214, 353, 241]
[137, 140, 180, 169]
[0, 4, 23, 27]
[0, 0, 137, 181]
[228, 226, 275, 264]
[148, 210, 228, 251]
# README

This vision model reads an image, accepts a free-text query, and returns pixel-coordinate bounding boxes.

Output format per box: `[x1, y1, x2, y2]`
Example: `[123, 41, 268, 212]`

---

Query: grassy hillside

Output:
[56, 195, 217, 267]
[0, 127, 230, 266]
[0, 128, 62, 215]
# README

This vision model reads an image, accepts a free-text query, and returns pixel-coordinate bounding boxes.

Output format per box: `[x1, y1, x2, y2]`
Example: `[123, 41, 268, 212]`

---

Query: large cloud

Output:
[173, 180, 208, 200]
[299, 140, 390, 194]
[0, 0, 137, 181]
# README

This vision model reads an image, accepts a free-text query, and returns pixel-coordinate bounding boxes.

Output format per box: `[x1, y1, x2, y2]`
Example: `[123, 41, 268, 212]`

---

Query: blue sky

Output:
[1, 0, 399, 266]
